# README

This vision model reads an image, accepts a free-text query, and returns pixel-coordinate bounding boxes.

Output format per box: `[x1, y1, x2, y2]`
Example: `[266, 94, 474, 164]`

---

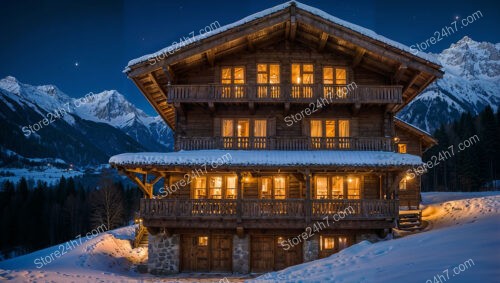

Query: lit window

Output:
[222, 119, 234, 137]
[310, 120, 323, 137]
[336, 68, 347, 85]
[260, 177, 272, 199]
[226, 176, 237, 199]
[257, 64, 280, 84]
[316, 177, 328, 199]
[321, 236, 335, 250]
[209, 176, 223, 199]
[254, 120, 267, 137]
[193, 177, 207, 199]
[325, 120, 335, 138]
[292, 64, 314, 98]
[338, 120, 350, 149]
[221, 67, 245, 98]
[399, 179, 407, 191]
[398, 144, 407, 154]
[347, 177, 360, 199]
[198, 236, 208, 246]
[338, 236, 348, 250]
[323, 67, 334, 84]
[331, 176, 344, 198]
[274, 177, 286, 199]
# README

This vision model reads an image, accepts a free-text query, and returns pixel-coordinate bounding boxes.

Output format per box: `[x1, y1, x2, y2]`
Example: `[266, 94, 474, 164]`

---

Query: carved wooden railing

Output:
[176, 136, 393, 151]
[140, 199, 398, 220]
[311, 199, 399, 219]
[167, 84, 402, 104]
[241, 199, 305, 219]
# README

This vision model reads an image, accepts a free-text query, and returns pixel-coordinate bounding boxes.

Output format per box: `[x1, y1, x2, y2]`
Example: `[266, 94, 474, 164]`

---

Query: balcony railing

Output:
[140, 199, 398, 220]
[167, 84, 402, 104]
[175, 136, 393, 151]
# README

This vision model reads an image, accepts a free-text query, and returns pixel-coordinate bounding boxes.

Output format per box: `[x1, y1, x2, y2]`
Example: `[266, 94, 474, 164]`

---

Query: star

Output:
[454, 15, 460, 20]
[74, 62, 79, 67]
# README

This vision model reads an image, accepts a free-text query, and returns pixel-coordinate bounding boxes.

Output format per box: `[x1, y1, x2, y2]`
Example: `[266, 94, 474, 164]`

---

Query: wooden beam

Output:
[125, 171, 152, 198]
[318, 32, 328, 51]
[128, 11, 290, 77]
[352, 48, 366, 68]
[205, 50, 215, 66]
[403, 71, 421, 95]
[246, 36, 255, 52]
[295, 13, 443, 77]
[162, 66, 175, 83]
[392, 64, 407, 83]
[290, 4, 297, 41]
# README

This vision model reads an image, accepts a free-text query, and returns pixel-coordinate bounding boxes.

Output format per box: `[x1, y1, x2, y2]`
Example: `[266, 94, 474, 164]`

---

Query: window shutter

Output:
[213, 118, 221, 137]
[350, 118, 358, 137]
[302, 119, 310, 136]
[268, 117, 276, 137]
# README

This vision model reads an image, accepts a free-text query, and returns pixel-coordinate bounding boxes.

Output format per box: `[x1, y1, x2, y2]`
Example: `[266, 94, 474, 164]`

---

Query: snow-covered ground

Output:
[0, 167, 83, 185]
[251, 192, 500, 283]
[0, 192, 498, 283]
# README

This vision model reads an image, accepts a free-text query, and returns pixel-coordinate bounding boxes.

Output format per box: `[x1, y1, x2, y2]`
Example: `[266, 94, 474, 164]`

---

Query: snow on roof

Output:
[125, 1, 440, 72]
[109, 150, 422, 168]
[395, 117, 434, 137]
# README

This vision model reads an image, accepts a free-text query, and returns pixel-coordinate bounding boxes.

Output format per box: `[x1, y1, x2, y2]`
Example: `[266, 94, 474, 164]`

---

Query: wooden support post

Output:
[237, 172, 243, 224]
[304, 169, 312, 224]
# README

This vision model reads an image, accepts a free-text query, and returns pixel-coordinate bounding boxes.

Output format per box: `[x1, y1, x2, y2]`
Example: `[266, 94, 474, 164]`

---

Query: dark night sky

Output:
[1, 0, 499, 115]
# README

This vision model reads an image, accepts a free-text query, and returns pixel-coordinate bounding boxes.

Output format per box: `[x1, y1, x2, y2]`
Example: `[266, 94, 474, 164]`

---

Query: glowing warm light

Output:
[393, 137, 400, 143]
[348, 178, 353, 183]
[297, 77, 301, 84]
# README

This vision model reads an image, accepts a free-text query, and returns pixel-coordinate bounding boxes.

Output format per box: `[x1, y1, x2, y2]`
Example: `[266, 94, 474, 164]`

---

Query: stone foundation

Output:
[148, 233, 180, 275]
[303, 236, 319, 262]
[232, 234, 250, 274]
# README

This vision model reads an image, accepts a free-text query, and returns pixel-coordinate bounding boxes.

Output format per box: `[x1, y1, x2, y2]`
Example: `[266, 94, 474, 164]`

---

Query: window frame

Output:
[258, 176, 288, 199]
[192, 175, 238, 199]
[291, 63, 314, 85]
[322, 66, 348, 85]
[221, 66, 246, 84]
[313, 175, 360, 199]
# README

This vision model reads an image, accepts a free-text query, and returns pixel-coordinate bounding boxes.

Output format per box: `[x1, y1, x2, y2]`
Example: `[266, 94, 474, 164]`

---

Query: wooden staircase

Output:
[398, 210, 422, 231]
[134, 225, 149, 248]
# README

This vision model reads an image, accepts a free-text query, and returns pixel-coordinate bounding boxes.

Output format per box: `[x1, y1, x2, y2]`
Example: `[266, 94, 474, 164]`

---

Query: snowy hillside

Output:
[399, 36, 500, 133]
[252, 192, 500, 283]
[0, 192, 498, 282]
[0, 76, 173, 166]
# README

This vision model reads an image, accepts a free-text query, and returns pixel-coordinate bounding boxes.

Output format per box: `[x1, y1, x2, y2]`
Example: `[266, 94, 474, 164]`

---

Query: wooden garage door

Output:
[251, 235, 303, 272]
[275, 238, 302, 270]
[211, 235, 232, 272]
[181, 235, 209, 272]
[251, 236, 274, 272]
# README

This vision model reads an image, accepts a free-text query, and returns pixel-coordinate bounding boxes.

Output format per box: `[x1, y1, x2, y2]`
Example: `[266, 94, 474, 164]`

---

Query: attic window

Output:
[398, 144, 407, 153]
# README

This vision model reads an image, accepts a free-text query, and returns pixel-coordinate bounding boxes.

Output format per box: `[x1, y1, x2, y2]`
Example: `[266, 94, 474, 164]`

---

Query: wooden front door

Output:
[210, 235, 232, 272]
[275, 238, 302, 270]
[251, 236, 275, 272]
[181, 235, 209, 272]
[251, 235, 302, 272]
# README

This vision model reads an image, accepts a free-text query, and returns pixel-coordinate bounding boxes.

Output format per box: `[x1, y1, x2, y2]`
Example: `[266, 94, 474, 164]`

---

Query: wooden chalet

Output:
[110, 1, 441, 274]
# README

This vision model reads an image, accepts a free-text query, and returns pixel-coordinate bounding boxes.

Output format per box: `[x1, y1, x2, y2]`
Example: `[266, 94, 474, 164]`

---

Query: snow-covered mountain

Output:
[0, 76, 173, 166]
[399, 36, 500, 133]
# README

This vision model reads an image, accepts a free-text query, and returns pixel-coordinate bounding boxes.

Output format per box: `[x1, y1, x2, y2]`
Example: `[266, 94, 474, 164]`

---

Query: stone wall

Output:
[232, 234, 250, 274]
[147, 233, 180, 275]
[303, 236, 319, 262]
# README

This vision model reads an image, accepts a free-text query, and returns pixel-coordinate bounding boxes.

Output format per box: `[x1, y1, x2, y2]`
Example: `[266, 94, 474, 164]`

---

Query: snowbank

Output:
[251, 192, 500, 283]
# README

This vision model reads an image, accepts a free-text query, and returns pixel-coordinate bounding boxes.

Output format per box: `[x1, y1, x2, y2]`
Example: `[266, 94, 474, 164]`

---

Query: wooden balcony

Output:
[140, 199, 398, 222]
[167, 84, 402, 104]
[175, 136, 393, 151]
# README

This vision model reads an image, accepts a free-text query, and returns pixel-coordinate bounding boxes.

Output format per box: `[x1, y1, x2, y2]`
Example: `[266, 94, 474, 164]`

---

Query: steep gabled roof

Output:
[125, 1, 440, 71]
[395, 117, 438, 151]
[125, 1, 444, 130]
